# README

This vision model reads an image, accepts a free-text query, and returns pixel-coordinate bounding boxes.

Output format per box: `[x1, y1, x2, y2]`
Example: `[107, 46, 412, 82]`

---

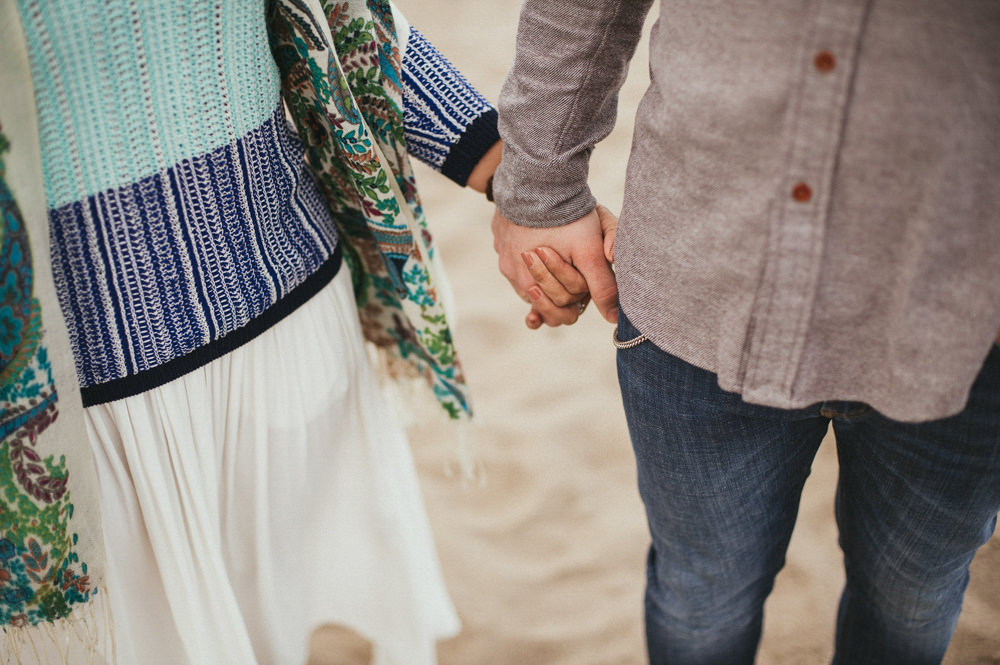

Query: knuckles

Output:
[551, 293, 574, 307]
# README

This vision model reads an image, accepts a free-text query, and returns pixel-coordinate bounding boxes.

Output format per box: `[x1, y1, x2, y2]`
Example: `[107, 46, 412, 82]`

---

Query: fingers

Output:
[493, 208, 541, 305]
[525, 309, 543, 330]
[554, 207, 618, 323]
[495, 245, 535, 304]
[491, 204, 617, 327]
[521, 247, 591, 327]
[538, 247, 589, 296]
[526, 284, 584, 327]
[521, 248, 587, 307]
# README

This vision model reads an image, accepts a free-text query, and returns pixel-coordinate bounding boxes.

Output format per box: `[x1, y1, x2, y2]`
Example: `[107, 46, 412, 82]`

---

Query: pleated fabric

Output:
[84, 269, 460, 665]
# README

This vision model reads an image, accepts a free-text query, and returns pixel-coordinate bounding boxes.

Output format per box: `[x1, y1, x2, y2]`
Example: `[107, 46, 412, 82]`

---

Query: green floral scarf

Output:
[268, 0, 473, 420]
[0, 3, 111, 655]
[0, 130, 107, 644]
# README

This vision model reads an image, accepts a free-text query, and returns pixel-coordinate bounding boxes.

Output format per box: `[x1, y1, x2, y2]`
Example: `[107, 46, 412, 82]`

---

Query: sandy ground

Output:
[312, 2, 1000, 663]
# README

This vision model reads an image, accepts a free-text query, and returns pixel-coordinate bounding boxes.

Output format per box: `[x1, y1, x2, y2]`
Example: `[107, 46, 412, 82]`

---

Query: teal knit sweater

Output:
[17, 0, 498, 405]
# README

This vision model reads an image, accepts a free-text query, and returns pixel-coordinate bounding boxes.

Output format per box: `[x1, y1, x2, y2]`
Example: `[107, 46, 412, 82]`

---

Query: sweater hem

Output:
[80, 246, 343, 407]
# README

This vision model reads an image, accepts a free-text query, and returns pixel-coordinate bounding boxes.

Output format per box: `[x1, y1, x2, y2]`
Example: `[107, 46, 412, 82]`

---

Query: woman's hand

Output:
[522, 205, 619, 329]
[522, 246, 591, 329]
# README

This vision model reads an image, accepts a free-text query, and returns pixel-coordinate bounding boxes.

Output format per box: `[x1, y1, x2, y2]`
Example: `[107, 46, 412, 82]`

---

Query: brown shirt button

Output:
[792, 182, 813, 202]
[814, 50, 836, 73]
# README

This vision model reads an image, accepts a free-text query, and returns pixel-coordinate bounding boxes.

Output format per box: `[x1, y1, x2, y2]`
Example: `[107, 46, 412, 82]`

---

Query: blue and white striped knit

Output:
[17, 0, 498, 405]
[402, 28, 500, 185]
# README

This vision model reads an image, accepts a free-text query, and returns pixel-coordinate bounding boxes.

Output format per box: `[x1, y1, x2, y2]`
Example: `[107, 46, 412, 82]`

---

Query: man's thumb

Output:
[596, 204, 618, 263]
[580, 258, 618, 323]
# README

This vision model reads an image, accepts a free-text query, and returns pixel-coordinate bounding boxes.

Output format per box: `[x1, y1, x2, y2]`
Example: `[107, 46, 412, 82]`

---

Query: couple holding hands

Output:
[2, 1, 998, 664]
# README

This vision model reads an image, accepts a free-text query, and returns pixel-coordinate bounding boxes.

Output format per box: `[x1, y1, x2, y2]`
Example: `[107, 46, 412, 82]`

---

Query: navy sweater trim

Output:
[80, 246, 343, 407]
[440, 109, 500, 187]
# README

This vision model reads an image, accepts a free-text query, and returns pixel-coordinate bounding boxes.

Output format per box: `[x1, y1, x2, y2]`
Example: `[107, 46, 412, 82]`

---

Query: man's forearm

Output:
[493, 0, 653, 228]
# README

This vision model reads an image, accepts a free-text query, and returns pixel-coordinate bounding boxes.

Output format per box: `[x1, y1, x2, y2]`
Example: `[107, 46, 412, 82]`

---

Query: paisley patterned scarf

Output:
[268, 0, 473, 421]
[1, 0, 472, 654]
[0, 3, 111, 656]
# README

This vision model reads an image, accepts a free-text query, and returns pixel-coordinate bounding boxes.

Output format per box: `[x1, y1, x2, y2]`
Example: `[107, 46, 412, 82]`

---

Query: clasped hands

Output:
[491, 204, 619, 329]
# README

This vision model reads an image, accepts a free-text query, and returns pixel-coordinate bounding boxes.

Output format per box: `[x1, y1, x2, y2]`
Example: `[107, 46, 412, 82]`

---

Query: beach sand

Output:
[311, 2, 1000, 662]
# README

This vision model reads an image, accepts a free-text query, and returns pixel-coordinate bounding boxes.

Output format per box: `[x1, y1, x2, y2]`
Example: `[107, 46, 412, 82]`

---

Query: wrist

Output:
[466, 140, 502, 194]
[489, 150, 597, 226]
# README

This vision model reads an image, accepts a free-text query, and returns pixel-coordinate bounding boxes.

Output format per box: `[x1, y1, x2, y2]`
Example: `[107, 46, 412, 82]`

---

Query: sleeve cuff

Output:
[439, 109, 500, 187]
[492, 150, 596, 228]
[401, 27, 497, 177]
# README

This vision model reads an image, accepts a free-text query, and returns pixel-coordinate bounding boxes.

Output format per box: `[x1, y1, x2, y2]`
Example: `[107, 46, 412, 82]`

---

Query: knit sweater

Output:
[17, 0, 498, 406]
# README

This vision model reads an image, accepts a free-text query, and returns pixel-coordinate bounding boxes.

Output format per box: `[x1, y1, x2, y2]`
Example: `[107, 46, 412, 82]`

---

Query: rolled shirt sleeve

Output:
[493, 0, 653, 227]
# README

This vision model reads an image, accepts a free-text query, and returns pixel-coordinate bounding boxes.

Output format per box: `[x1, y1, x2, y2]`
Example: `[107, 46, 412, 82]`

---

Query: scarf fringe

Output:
[368, 344, 485, 487]
[1, 588, 116, 665]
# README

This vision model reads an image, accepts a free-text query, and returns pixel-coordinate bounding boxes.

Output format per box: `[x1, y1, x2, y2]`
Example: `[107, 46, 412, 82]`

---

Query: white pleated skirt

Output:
[84, 269, 460, 665]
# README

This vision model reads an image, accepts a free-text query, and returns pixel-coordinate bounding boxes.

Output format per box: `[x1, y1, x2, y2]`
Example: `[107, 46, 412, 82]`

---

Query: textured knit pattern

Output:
[48, 106, 337, 390]
[18, 0, 492, 407]
[18, 0, 282, 208]
[18, 0, 340, 395]
[402, 28, 495, 174]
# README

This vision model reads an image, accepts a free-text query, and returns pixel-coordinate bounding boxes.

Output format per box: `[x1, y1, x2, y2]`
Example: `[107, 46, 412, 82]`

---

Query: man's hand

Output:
[491, 205, 618, 327]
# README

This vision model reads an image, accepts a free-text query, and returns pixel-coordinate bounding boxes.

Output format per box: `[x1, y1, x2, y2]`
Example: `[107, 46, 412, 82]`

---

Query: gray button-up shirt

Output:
[494, 0, 1000, 422]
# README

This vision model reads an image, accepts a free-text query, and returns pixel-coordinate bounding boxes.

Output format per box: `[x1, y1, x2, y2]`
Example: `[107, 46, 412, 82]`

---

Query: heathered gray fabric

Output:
[494, 0, 1000, 423]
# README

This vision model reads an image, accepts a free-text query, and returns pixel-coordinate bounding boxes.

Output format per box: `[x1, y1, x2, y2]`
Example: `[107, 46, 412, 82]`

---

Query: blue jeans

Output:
[616, 309, 1000, 665]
